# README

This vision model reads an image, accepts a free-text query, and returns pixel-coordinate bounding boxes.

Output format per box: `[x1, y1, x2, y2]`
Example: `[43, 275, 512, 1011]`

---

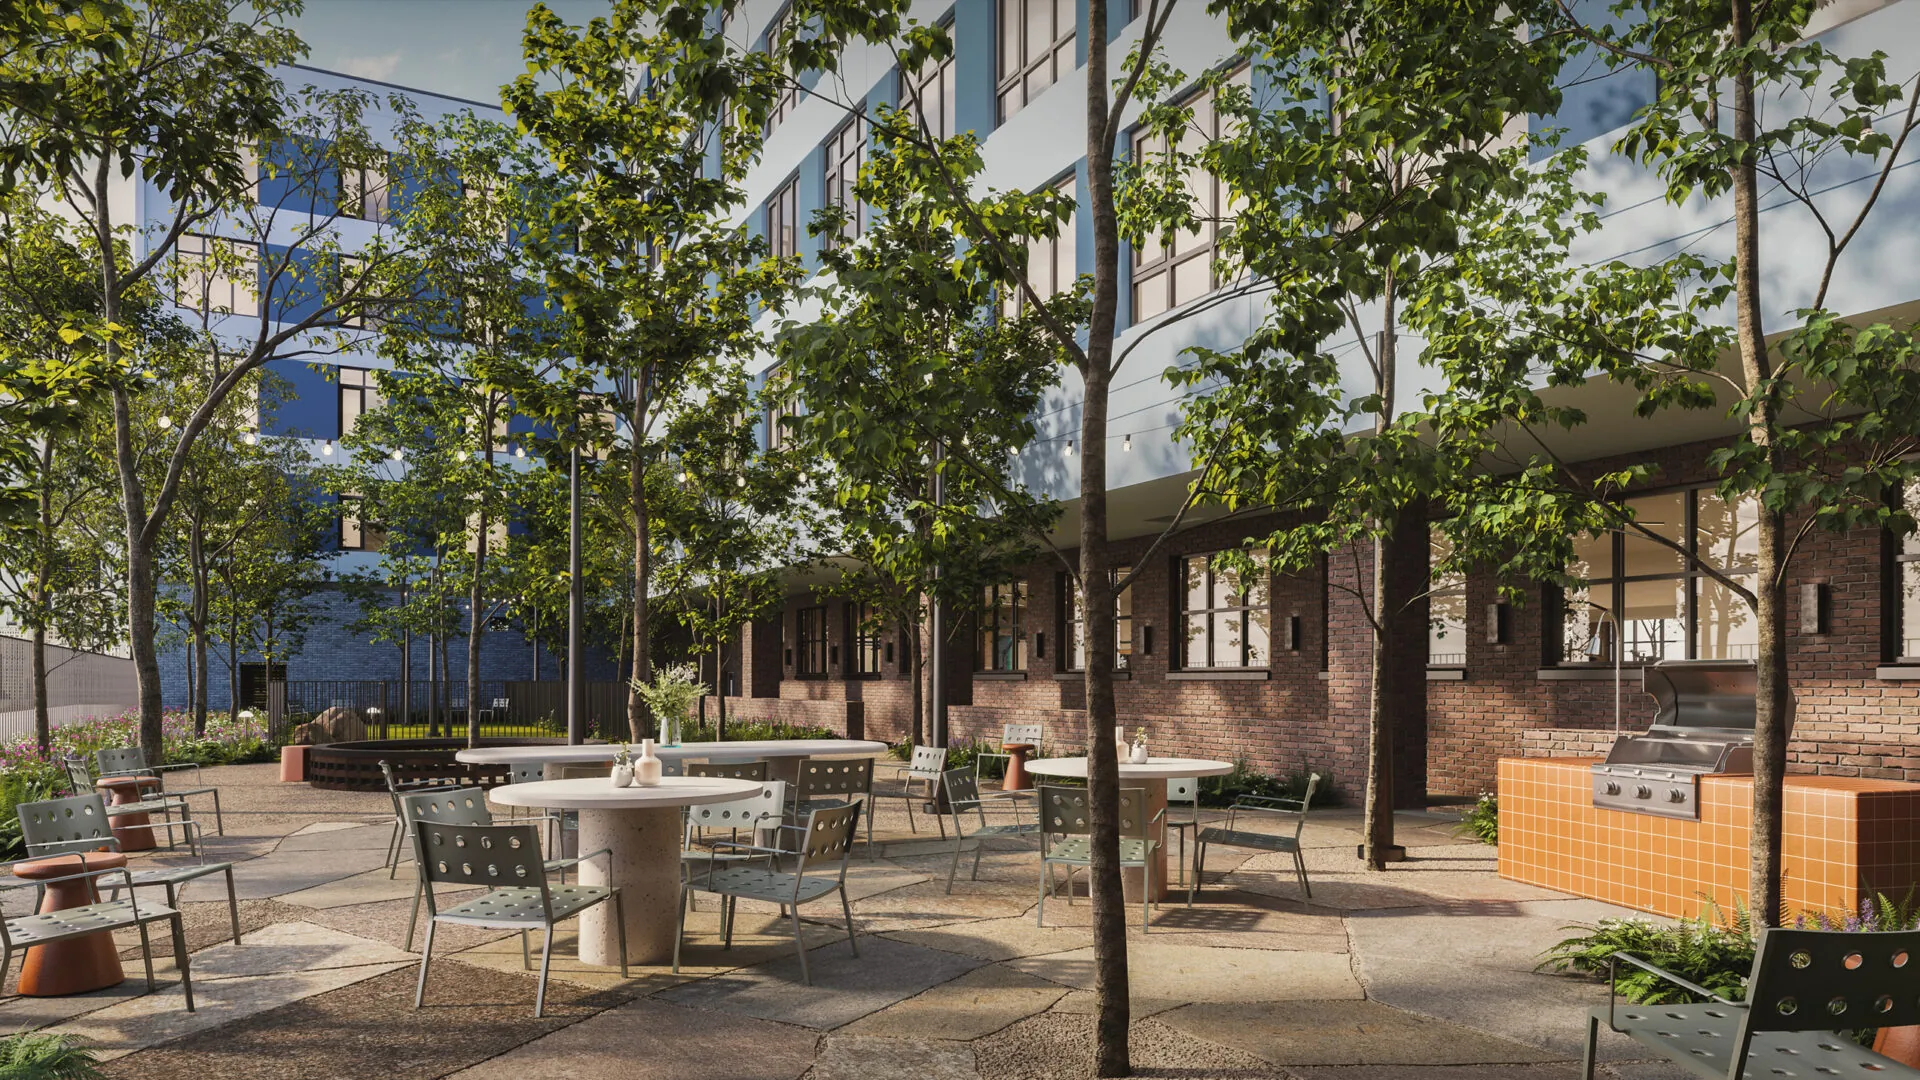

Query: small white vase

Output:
[610, 763, 634, 788]
[1129, 742, 1149, 764]
[634, 739, 663, 786]
[1114, 725, 1129, 761]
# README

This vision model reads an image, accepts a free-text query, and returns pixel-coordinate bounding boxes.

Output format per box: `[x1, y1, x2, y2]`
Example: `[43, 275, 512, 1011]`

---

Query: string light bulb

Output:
[157, 415, 173, 430]
[514, 445, 526, 459]
[679, 470, 691, 484]
[322, 439, 334, 455]
[243, 431, 258, 446]
[735, 475, 746, 488]
[390, 448, 403, 461]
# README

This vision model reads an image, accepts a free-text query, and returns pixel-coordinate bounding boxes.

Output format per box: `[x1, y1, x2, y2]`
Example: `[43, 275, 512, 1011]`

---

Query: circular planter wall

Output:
[305, 737, 564, 791]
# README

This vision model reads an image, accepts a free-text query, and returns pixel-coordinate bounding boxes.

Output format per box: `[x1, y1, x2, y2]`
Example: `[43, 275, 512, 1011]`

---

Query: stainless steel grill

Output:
[1590, 660, 1789, 820]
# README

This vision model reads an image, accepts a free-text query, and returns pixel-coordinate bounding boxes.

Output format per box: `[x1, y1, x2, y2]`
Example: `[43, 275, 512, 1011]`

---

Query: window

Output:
[340, 155, 390, 223]
[1179, 550, 1270, 668]
[338, 495, 386, 552]
[848, 602, 885, 676]
[767, 176, 800, 260]
[1062, 565, 1132, 671]
[823, 115, 866, 249]
[175, 234, 258, 317]
[337, 367, 382, 438]
[765, 5, 801, 133]
[1131, 67, 1249, 322]
[763, 366, 801, 450]
[1002, 175, 1077, 320]
[337, 254, 374, 329]
[1558, 487, 1759, 665]
[902, 45, 956, 140]
[1429, 528, 1467, 666]
[976, 581, 1028, 672]
[997, 0, 1075, 122]
[1891, 485, 1920, 662]
[797, 605, 828, 677]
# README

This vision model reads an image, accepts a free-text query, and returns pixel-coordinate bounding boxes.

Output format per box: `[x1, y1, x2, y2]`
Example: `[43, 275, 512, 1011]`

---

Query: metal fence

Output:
[269, 679, 629, 742]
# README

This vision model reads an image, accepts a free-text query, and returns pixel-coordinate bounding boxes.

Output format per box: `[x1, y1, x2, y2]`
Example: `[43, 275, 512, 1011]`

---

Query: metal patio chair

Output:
[379, 759, 458, 879]
[1581, 927, 1920, 1079]
[674, 802, 861, 985]
[17, 792, 241, 947]
[96, 746, 225, 835]
[1166, 776, 1201, 882]
[974, 722, 1043, 788]
[681, 780, 788, 909]
[1037, 784, 1161, 932]
[790, 757, 876, 854]
[1189, 773, 1320, 904]
[869, 745, 947, 837]
[62, 756, 190, 853]
[397, 786, 589, 951]
[0, 855, 195, 1012]
[686, 759, 770, 782]
[412, 821, 624, 1018]
[940, 767, 1040, 894]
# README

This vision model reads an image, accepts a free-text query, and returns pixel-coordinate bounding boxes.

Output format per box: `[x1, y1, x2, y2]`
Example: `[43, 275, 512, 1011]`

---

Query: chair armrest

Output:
[560, 846, 613, 870]
[148, 762, 201, 776]
[1608, 952, 1742, 1009]
[1232, 794, 1306, 811]
[0, 861, 136, 892]
[97, 767, 151, 780]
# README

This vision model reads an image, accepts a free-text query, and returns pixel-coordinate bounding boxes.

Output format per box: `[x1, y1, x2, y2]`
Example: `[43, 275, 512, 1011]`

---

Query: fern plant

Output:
[1538, 902, 1757, 1005]
[0, 1032, 106, 1080]
[1454, 792, 1498, 845]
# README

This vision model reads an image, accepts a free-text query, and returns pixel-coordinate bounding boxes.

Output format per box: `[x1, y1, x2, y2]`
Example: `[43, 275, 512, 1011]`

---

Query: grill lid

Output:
[1640, 659, 1788, 738]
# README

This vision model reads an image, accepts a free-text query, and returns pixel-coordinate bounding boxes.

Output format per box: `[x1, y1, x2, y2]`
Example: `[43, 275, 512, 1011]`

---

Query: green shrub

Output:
[0, 1032, 105, 1079]
[687, 718, 836, 743]
[1455, 792, 1498, 845]
[1199, 758, 1328, 808]
[1540, 903, 1757, 1005]
[0, 764, 65, 860]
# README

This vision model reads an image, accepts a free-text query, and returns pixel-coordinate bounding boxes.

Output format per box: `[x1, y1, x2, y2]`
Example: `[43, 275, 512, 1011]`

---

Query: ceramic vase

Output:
[1114, 725, 1129, 761]
[611, 763, 634, 788]
[1130, 741, 1149, 764]
[635, 739, 663, 786]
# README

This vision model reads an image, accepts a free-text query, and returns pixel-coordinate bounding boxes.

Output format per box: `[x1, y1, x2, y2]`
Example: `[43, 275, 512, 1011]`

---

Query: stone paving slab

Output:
[1007, 942, 1364, 1003]
[443, 996, 816, 1080]
[840, 963, 1067, 1041]
[0, 980, 154, 1033]
[973, 1012, 1287, 1079]
[201, 845, 393, 901]
[811, 1034, 978, 1080]
[1357, 954, 1649, 1064]
[846, 879, 1040, 934]
[148, 919, 416, 979]
[273, 822, 396, 852]
[273, 866, 480, 910]
[1156, 999, 1560, 1066]
[882, 916, 1093, 961]
[449, 910, 843, 990]
[656, 933, 983, 1030]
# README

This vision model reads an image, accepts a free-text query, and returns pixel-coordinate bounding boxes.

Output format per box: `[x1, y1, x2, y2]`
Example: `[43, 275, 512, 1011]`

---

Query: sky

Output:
[287, 0, 611, 108]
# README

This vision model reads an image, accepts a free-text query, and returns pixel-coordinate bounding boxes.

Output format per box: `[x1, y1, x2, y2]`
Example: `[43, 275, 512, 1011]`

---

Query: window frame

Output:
[796, 604, 829, 678]
[764, 4, 802, 133]
[1002, 173, 1078, 321]
[338, 494, 386, 552]
[1060, 565, 1133, 672]
[175, 233, 259, 317]
[822, 113, 866, 250]
[339, 154, 391, 224]
[996, 0, 1076, 123]
[1888, 484, 1920, 663]
[847, 602, 885, 677]
[1175, 550, 1271, 670]
[767, 175, 800, 260]
[1129, 65, 1248, 323]
[900, 37, 956, 141]
[975, 580, 1029, 673]
[337, 366, 380, 439]
[1428, 526, 1468, 668]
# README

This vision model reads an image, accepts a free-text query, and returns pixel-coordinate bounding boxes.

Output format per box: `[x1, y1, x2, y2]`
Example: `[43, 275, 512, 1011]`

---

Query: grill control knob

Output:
[1604, 781, 1621, 796]
[1668, 788, 1687, 803]
[1635, 785, 1652, 800]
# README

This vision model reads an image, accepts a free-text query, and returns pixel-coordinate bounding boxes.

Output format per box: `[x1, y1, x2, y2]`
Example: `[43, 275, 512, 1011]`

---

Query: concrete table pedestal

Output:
[489, 776, 762, 967]
[1026, 756, 1234, 904]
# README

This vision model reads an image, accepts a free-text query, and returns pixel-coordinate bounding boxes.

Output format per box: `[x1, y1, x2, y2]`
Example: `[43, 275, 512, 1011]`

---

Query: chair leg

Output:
[1036, 861, 1048, 927]
[613, 889, 629, 979]
[136, 919, 156, 991]
[972, 835, 986, 882]
[1189, 841, 1207, 908]
[405, 879, 425, 952]
[414, 919, 437, 1009]
[170, 914, 195, 1012]
[673, 884, 688, 974]
[1294, 850, 1311, 899]
[387, 818, 403, 879]
[904, 796, 915, 835]
[946, 834, 965, 895]
[210, 788, 224, 835]
[839, 889, 858, 956]
[225, 866, 242, 946]
[1580, 1012, 1599, 1080]
[533, 926, 554, 1018]
[723, 896, 736, 949]
[521, 929, 531, 971]
[1143, 860, 1152, 934]
[789, 906, 810, 986]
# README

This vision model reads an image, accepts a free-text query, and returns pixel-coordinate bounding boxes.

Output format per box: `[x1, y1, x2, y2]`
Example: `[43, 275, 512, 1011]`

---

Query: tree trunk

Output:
[471, 410, 494, 749]
[629, 377, 653, 741]
[909, 617, 924, 747]
[714, 591, 728, 739]
[190, 518, 210, 736]
[31, 624, 49, 756]
[1363, 533, 1397, 870]
[1728, 0, 1786, 929]
[1081, 0, 1130, 1071]
[112, 384, 164, 767]
[32, 440, 53, 755]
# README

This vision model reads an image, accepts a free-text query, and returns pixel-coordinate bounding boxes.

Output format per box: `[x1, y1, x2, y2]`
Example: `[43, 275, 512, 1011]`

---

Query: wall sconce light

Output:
[783, 647, 793, 665]
[1033, 631, 1045, 659]
[1140, 624, 1154, 656]
[1284, 614, 1303, 651]
[829, 644, 839, 667]
[1798, 583, 1829, 635]
[885, 641, 895, 664]
[1486, 602, 1510, 645]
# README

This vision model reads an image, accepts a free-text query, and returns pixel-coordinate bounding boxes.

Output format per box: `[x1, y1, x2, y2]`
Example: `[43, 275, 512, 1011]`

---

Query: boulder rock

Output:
[293, 706, 368, 745]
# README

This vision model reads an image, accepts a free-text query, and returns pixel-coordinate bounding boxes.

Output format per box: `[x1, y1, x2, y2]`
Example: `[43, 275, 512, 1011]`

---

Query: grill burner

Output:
[1590, 660, 1789, 819]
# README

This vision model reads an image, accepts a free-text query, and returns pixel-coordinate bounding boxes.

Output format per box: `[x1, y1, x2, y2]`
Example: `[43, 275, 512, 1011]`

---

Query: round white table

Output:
[457, 739, 888, 788]
[489, 775, 762, 966]
[1024, 756, 1234, 903]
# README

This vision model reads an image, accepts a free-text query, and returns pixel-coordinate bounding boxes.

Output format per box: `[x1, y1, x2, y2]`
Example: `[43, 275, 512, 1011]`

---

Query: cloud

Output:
[337, 51, 403, 82]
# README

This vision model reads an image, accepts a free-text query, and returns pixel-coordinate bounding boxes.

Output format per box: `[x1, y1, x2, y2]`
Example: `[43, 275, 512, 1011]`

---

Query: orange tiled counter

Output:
[1499, 757, 1920, 921]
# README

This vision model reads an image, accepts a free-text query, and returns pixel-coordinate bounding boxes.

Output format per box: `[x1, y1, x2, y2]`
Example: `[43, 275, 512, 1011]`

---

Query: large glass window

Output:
[797, 605, 828, 677]
[1559, 488, 1759, 664]
[764, 366, 800, 450]
[848, 602, 885, 676]
[1895, 485, 1920, 662]
[1130, 67, 1248, 322]
[903, 45, 956, 140]
[338, 494, 386, 552]
[339, 155, 390, 223]
[175, 234, 259, 317]
[997, 0, 1074, 122]
[976, 581, 1028, 672]
[764, 5, 801, 133]
[1062, 566, 1132, 671]
[337, 366, 381, 438]
[823, 115, 866, 249]
[1429, 529, 1467, 666]
[1002, 176, 1077, 320]
[1179, 550, 1270, 669]
[767, 176, 800, 260]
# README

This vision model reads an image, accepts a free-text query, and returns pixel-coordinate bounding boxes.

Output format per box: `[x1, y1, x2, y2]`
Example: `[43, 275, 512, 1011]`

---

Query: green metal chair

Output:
[1166, 776, 1201, 882]
[0, 854, 194, 1012]
[675, 802, 861, 986]
[18, 792, 241, 946]
[1582, 927, 1920, 1079]
[940, 767, 1039, 894]
[61, 756, 191, 853]
[869, 745, 947, 837]
[1189, 773, 1320, 904]
[1036, 784, 1161, 932]
[396, 786, 589, 952]
[96, 747, 224, 835]
[686, 759, 770, 782]
[378, 759, 459, 879]
[412, 821, 625, 1018]
[790, 757, 876, 854]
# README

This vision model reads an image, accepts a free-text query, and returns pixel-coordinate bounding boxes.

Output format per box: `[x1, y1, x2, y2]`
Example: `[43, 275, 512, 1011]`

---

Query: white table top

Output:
[455, 738, 889, 766]
[1025, 756, 1235, 780]
[488, 775, 764, 810]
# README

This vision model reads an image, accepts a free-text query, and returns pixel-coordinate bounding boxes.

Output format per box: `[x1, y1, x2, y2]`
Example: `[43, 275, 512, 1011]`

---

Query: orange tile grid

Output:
[1497, 757, 1920, 925]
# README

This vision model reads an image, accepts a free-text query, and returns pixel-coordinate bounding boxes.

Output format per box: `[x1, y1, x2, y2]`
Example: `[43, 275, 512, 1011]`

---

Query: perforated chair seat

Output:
[1597, 1001, 1920, 1079]
[434, 884, 614, 928]
[1193, 826, 1298, 855]
[1041, 836, 1154, 865]
[703, 865, 846, 906]
[6, 898, 171, 945]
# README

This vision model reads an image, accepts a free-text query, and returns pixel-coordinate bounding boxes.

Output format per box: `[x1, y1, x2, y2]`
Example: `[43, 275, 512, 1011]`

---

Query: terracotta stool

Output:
[1001, 743, 1036, 792]
[280, 744, 309, 783]
[11, 853, 127, 996]
[94, 777, 157, 851]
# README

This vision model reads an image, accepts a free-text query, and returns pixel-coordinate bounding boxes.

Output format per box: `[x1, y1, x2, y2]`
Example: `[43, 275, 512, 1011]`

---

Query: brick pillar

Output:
[742, 616, 783, 699]
[1383, 512, 1431, 810]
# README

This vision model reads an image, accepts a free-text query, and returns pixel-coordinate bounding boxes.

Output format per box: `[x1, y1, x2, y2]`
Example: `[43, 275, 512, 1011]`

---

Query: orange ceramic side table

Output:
[94, 777, 157, 851]
[11, 853, 127, 996]
[1001, 743, 1036, 792]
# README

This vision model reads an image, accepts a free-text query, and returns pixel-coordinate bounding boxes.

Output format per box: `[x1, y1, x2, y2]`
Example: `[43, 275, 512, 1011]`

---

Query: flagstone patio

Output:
[0, 763, 1693, 1078]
